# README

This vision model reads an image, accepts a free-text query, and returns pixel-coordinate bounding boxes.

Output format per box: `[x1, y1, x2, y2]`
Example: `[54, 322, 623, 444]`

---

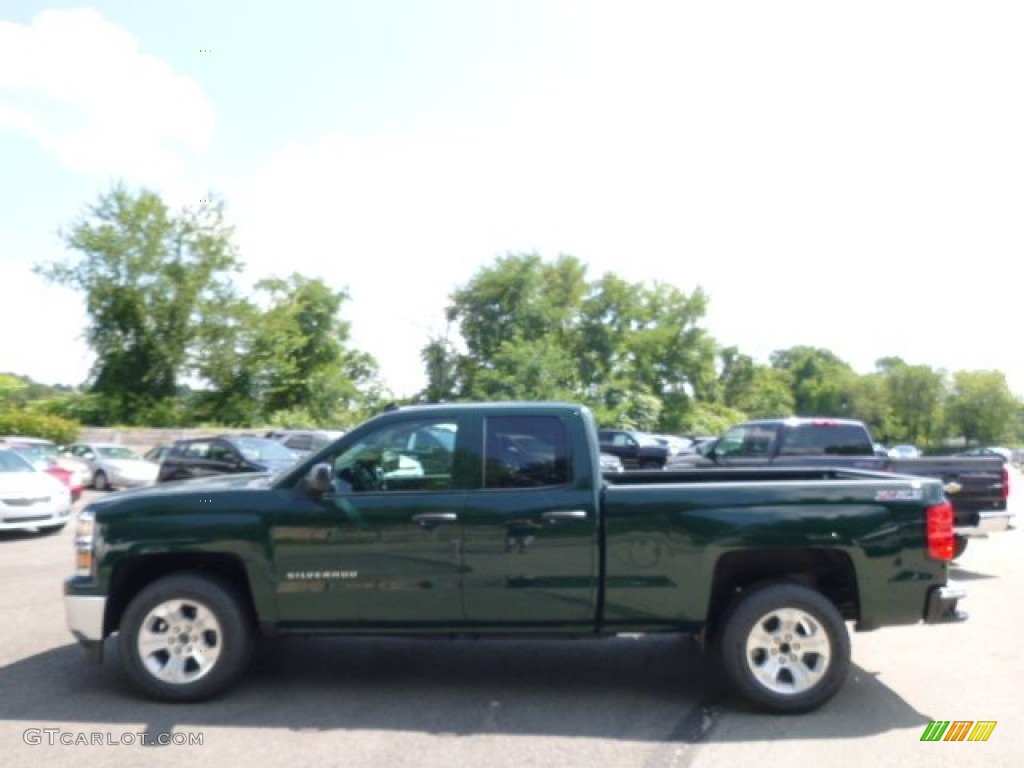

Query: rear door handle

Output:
[412, 512, 458, 528]
[542, 510, 588, 523]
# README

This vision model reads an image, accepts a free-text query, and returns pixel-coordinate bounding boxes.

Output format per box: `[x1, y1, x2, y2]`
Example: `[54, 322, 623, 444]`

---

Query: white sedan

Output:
[65, 443, 159, 490]
[0, 448, 73, 533]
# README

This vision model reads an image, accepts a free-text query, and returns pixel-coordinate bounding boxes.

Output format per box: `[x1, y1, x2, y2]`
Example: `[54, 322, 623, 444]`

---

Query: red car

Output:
[5, 443, 84, 501]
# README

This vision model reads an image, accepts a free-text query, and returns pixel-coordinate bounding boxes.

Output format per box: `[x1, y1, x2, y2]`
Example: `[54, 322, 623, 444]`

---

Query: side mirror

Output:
[308, 462, 334, 494]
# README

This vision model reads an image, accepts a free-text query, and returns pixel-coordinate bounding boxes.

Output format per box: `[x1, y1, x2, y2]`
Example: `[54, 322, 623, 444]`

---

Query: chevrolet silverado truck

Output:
[666, 418, 1011, 535]
[65, 402, 966, 713]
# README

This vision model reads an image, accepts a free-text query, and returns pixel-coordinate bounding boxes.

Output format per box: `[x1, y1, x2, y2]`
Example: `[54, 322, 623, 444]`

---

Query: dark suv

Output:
[597, 429, 669, 470]
[158, 436, 299, 483]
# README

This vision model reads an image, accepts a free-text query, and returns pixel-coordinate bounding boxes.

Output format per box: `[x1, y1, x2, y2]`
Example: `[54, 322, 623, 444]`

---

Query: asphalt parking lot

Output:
[1, 479, 1020, 768]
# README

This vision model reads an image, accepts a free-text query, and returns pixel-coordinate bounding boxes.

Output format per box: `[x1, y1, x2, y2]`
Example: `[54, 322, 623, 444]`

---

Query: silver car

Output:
[65, 443, 159, 490]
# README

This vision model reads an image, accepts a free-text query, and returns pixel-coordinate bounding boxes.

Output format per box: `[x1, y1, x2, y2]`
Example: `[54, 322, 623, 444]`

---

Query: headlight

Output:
[74, 508, 96, 577]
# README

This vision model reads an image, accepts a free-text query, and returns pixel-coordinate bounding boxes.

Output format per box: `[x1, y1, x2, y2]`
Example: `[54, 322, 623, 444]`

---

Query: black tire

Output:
[953, 534, 968, 560]
[93, 471, 109, 491]
[118, 573, 254, 702]
[640, 460, 662, 471]
[716, 582, 850, 714]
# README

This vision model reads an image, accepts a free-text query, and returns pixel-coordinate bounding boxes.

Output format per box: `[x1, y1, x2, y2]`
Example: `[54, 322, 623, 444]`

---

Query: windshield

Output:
[97, 446, 140, 460]
[0, 449, 35, 473]
[10, 446, 55, 470]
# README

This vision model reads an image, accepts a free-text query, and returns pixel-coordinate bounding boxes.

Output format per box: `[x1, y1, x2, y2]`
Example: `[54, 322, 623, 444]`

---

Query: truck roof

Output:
[738, 417, 867, 428]
[381, 401, 587, 415]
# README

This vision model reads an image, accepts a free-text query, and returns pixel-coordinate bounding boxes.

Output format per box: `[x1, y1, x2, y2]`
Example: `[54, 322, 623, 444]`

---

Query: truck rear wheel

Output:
[717, 583, 850, 713]
[118, 573, 253, 702]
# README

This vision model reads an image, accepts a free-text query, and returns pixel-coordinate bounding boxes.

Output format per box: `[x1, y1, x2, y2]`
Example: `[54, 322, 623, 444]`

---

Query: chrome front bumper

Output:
[64, 593, 107, 663]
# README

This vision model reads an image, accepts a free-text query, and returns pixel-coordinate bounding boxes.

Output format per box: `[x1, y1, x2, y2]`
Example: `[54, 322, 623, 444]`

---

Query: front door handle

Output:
[412, 512, 459, 528]
[542, 509, 588, 523]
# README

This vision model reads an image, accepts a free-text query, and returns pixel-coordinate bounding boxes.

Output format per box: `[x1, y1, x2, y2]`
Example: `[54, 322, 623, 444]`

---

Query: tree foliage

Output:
[35, 185, 381, 427]
[427, 253, 717, 431]
[946, 370, 1019, 445]
[35, 185, 242, 423]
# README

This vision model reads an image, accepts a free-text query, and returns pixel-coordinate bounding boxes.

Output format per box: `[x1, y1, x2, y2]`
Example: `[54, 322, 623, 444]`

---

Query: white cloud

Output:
[5, 1, 1023, 403]
[225, 0, 1024, 399]
[0, 8, 213, 183]
[0, 264, 92, 387]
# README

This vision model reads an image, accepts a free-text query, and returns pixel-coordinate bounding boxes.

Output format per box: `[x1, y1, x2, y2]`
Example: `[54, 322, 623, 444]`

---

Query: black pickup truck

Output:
[667, 418, 1011, 533]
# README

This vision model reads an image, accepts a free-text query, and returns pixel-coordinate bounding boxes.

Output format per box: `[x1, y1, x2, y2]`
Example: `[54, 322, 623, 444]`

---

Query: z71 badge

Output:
[874, 489, 923, 501]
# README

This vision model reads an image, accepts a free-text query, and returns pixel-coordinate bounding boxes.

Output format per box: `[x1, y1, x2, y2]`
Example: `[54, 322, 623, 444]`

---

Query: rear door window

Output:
[484, 416, 571, 489]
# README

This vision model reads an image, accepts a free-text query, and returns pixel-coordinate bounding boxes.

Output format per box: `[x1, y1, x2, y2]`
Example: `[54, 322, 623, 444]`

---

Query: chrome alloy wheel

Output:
[744, 607, 832, 695]
[136, 599, 223, 686]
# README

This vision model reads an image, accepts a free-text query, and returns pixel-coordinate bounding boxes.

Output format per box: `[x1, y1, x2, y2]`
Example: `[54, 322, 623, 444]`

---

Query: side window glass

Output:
[612, 433, 629, 447]
[715, 428, 745, 457]
[208, 442, 233, 462]
[185, 441, 210, 459]
[330, 419, 457, 493]
[484, 416, 570, 489]
[738, 426, 775, 457]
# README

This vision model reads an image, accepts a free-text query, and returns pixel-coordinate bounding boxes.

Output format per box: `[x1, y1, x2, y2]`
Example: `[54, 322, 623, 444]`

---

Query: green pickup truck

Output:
[65, 402, 966, 713]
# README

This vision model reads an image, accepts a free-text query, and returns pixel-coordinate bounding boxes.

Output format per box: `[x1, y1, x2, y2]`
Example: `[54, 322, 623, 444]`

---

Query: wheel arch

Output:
[706, 548, 859, 640]
[105, 552, 259, 637]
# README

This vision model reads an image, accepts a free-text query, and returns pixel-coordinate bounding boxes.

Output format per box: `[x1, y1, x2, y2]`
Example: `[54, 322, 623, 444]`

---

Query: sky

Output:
[1, 1, 1022, 399]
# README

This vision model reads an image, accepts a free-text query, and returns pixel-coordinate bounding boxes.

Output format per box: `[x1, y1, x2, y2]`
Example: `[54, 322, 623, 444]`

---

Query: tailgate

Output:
[888, 457, 1007, 525]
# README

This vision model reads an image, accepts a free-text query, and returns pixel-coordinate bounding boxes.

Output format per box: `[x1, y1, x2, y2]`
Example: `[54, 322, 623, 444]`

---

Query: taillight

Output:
[926, 501, 955, 561]
[1003, 466, 1009, 499]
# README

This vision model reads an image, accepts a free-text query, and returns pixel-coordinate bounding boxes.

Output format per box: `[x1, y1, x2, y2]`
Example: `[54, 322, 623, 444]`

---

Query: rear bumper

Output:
[955, 509, 1015, 536]
[924, 580, 968, 624]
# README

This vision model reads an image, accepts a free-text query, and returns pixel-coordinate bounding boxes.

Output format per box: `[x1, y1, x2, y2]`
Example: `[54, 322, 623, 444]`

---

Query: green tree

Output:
[770, 346, 858, 416]
[419, 330, 464, 403]
[445, 253, 588, 400]
[878, 360, 946, 446]
[946, 370, 1020, 444]
[716, 347, 756, 408]
[433, 254, 718, 432]
[195, 274, 380, 425]
[735, 366, 795, 419]
[35, 185, 242, 424]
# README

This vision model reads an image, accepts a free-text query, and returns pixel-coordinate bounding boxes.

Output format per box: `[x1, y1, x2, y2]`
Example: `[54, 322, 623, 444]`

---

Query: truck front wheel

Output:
[717, 583, 850, 713]
[118, 573, 253, 702]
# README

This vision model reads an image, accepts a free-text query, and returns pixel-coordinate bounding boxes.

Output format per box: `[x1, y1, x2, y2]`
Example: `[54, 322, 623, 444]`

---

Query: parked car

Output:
[599, 452, 624, 473]
[0, 435, 90, 490]
[143, 444, 172, 464]
[65, 443, 159, 490]
[66, 400, 966, 712]
[264, 429, 346, 459]
[651, 434, 694, 456]
[597, 429, 669, 469]
[888, 444, 922, 459]
[158, 435, 300, 483]
[6, 443, 84, 501]
[0, 447, 72, 532]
